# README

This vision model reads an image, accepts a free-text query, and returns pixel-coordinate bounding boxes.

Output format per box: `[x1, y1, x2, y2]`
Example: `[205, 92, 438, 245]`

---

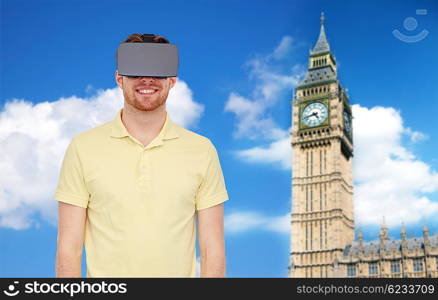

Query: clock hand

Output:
[304, 112, 318, 120]
[303, 114, 311, 120]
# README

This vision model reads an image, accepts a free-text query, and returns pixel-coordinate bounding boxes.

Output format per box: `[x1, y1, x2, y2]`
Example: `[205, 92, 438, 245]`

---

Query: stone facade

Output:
[289, 13, 438, 278]
[336, 225, 438, 278]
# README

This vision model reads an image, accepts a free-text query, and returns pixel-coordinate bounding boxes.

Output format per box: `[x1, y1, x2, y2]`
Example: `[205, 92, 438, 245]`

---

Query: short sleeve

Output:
[54, 137, 90, 208]
[195, 141, 229, 210]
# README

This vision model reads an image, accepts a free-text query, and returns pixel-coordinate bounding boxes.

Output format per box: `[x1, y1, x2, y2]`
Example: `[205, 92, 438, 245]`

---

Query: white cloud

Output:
[271, 36, 294, 60]
[167, 80, 204, 127]
[404, 127, 428, 143]
[225, 211, 290, 234]
[236, 135, 292, 170]
[224, 36, 303, 170]
[0, 80, 203, 229]
[225, 35, 303, 141]
[225, 93, 287, 140]
[352, 104, 438, 226]
[223, 38, 298, 235]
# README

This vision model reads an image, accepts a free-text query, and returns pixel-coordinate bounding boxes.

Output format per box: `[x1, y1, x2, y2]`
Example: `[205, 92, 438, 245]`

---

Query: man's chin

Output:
[132, 102, 164, 112]
[123, 93, 166, 112]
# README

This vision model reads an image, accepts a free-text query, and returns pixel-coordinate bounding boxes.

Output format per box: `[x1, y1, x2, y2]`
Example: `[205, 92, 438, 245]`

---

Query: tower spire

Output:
[423, 224, 431, 252]
[379, 216, 389, 241]
[358, 226, 364, 256]
[297, 13, 337, 88]
[312, 12, 330, 55]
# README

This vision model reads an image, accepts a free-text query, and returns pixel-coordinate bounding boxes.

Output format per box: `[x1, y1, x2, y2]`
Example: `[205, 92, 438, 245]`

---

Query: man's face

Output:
[115, 71, 177, 112]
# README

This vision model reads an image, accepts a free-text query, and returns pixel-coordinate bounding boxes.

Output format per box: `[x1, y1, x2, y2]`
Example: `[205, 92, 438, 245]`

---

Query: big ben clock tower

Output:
[290, 13, 354, 278]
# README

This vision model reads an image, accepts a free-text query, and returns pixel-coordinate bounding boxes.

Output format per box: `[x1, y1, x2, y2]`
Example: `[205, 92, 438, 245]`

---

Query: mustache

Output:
[135, 85, 160, 90]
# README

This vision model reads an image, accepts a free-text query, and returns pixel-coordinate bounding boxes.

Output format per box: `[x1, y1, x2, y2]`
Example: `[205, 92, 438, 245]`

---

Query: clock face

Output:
[302, 102, 328, 127]
[344, 111, 351, 135]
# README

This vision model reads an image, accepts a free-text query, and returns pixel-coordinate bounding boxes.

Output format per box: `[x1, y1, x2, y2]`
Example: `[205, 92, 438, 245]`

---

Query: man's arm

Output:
[197, 203, 225, 277]
[56, 202, 87, 277]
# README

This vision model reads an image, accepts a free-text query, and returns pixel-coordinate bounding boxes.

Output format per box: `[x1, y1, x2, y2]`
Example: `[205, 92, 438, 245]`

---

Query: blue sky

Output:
[1, 0, 438, 277]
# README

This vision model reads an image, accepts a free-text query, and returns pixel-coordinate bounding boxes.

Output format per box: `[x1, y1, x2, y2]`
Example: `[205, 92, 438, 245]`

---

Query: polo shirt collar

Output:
[110, 109, 179, 146]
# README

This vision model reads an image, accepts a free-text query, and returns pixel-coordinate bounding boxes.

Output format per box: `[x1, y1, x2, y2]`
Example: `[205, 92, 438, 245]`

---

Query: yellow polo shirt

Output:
[55, 109, 228, 277]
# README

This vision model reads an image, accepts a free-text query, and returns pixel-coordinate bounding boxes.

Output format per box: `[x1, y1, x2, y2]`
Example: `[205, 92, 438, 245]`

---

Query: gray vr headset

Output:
[116, 41, 179, 77]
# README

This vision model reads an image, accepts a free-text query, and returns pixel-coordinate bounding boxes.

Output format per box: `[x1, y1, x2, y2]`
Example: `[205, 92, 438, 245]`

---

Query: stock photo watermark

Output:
[3, 281, 20, 297]
[392, 9, 429, 43]
[2, 280, 127, 298]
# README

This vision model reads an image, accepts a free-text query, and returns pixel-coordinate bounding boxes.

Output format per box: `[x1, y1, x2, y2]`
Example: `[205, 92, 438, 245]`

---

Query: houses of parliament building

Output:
[289, 13, 438, 278]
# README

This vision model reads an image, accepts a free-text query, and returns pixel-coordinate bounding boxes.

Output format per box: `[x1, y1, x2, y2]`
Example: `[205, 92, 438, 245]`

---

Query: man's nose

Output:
[139, 76, 158, 82]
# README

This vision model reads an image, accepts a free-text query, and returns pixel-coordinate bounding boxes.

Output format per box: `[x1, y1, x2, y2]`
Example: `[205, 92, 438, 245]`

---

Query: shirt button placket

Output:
[138, 148, 151, 193]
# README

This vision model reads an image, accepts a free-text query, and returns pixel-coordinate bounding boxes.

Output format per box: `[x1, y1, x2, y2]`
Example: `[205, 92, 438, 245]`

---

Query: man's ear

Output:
[169, 77, 177, 89]
[115, 70, 123, 88]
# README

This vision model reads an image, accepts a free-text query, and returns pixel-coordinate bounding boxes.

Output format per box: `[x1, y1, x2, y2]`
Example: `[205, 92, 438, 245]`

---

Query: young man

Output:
[55, 34, 228, 277]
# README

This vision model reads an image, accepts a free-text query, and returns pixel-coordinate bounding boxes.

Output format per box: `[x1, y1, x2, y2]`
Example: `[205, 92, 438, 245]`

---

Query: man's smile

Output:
[136, 86, 159, 95]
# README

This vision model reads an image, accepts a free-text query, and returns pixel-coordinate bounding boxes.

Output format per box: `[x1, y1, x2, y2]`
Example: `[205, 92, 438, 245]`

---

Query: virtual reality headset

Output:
[116, 42, 179, 78]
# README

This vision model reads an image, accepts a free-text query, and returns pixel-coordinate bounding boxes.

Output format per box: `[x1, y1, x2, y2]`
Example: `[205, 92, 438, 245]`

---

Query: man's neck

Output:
[121, 104, 167, 147]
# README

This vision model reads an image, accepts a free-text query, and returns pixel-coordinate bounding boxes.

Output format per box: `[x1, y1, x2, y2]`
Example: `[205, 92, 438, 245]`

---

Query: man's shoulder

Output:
[71, 120, 113, 146]
[172, 123, 214, 150]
